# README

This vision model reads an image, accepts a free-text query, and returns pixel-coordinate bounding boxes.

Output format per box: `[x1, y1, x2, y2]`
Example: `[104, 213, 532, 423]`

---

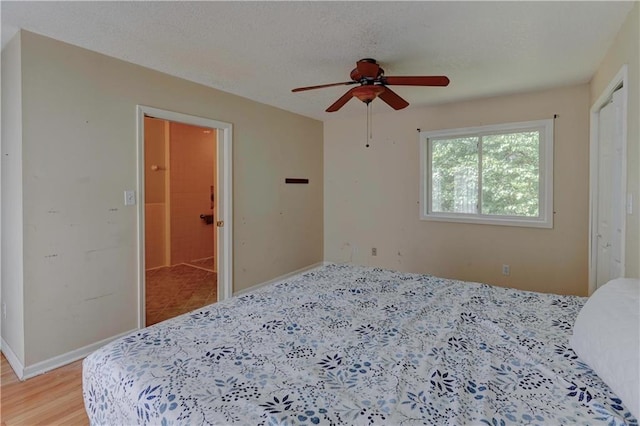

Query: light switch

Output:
[124, 190, 136, 206]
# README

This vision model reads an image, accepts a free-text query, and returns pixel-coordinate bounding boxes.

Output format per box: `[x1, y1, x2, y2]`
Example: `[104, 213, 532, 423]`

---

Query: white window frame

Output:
[420, 119, 554, 228]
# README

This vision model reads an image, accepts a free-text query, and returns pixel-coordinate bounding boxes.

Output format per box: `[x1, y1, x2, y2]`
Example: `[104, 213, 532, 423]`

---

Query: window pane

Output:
[481, 131, 540, 217]
[431, 137, 478, 213]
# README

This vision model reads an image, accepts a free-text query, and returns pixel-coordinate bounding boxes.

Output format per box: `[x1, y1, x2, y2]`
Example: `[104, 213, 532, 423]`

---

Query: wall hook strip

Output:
[285, 178, 309, 184]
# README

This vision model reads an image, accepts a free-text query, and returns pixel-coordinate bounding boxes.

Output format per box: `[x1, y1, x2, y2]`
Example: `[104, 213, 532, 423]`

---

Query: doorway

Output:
[137, 106, 233, 328]
[144, 118, 216, 325]
[589, 66, 628, 294]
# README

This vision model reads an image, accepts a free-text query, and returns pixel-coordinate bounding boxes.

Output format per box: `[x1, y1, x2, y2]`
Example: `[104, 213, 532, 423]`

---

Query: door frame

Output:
[588, 65, 628, 295]
[136, 105, 233, 328]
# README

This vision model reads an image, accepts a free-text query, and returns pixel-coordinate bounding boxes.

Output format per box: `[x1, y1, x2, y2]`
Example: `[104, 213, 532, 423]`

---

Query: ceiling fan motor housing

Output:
[350, 59, 383, 82]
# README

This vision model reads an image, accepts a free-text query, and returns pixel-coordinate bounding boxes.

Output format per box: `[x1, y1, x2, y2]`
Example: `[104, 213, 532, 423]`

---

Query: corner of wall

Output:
[1, 338, 25, 380]
[1, 30, 26, 365]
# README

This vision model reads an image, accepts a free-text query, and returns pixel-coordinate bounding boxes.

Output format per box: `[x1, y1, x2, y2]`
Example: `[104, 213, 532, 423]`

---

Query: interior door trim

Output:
[588, 65, 628, 295]
[136, 105, 233, 329]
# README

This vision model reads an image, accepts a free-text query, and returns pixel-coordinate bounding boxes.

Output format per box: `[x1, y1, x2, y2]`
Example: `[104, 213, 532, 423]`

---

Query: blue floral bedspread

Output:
[83, 264, 637, 425]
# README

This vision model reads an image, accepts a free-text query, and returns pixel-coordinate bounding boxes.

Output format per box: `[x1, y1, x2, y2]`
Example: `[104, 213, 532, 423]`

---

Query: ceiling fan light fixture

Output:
[352, 85, 385, 104]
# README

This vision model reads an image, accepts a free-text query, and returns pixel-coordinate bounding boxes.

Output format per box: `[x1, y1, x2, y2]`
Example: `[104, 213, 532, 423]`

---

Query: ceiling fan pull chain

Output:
[366, 102, 371, 148]
[364, 103, 371, 148]
[369, 102, 374, 142]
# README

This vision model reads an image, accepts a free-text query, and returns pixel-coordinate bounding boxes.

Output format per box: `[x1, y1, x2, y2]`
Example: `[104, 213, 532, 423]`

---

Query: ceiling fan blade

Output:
[292, 81, 356, 92]
[326, 88, 356, 112]
[378, 86, 409, 110]
[382, 76, 450, 86]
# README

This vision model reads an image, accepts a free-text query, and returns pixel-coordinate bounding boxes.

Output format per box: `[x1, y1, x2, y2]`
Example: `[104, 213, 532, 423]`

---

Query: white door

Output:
[595, 88, 624, 289]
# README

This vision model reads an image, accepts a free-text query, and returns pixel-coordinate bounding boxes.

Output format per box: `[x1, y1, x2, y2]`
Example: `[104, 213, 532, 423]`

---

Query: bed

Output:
[82, 264, 638, 425]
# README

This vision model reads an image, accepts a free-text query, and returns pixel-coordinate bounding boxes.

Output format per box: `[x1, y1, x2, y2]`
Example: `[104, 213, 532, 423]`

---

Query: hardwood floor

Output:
[1, 354, 88, 425]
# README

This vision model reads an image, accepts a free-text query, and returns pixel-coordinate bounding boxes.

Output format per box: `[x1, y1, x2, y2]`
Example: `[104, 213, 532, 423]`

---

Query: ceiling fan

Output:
[292, 58, 450, 112]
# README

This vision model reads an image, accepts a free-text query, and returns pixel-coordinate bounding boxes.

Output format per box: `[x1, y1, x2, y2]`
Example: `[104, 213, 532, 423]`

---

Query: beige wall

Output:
[590, 2, 639, 278]
[5, 30, 323, 367]
[325, 84, 590, 296]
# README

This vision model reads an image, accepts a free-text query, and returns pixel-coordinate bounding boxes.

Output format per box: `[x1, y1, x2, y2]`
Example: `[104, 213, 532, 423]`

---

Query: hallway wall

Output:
[144, 117, 167, 269]
[169, 122, 216, 265]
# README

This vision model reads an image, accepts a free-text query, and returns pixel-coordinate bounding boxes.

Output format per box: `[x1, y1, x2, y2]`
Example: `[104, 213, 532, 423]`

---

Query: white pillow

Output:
[570, 278, 640, 420]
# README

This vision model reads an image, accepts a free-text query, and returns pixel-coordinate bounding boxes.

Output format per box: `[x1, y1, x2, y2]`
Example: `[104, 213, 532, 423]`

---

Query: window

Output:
[420, 119, 553, 228]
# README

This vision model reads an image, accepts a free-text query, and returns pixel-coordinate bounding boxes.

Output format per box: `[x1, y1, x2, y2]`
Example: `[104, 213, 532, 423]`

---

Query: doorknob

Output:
[216, 220, 224, 227]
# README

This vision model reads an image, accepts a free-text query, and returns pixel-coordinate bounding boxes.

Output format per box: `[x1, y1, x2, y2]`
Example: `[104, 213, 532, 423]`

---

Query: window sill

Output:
[420, 213, 553, 229]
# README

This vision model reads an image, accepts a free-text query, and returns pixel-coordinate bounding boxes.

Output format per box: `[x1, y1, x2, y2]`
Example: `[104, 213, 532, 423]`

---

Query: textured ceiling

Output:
[1, 1, 634, 121]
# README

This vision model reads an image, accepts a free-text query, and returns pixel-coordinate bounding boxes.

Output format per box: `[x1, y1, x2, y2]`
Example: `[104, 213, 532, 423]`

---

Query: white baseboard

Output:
[4, 328, 137, 381]
[1, 338, 25, 379]
[233, 261, 330, 297]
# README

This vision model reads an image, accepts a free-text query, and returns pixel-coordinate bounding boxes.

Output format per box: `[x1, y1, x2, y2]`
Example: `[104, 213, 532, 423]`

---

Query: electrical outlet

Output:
[371, 247, 377, 256]
[502, 264, 510, 276]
